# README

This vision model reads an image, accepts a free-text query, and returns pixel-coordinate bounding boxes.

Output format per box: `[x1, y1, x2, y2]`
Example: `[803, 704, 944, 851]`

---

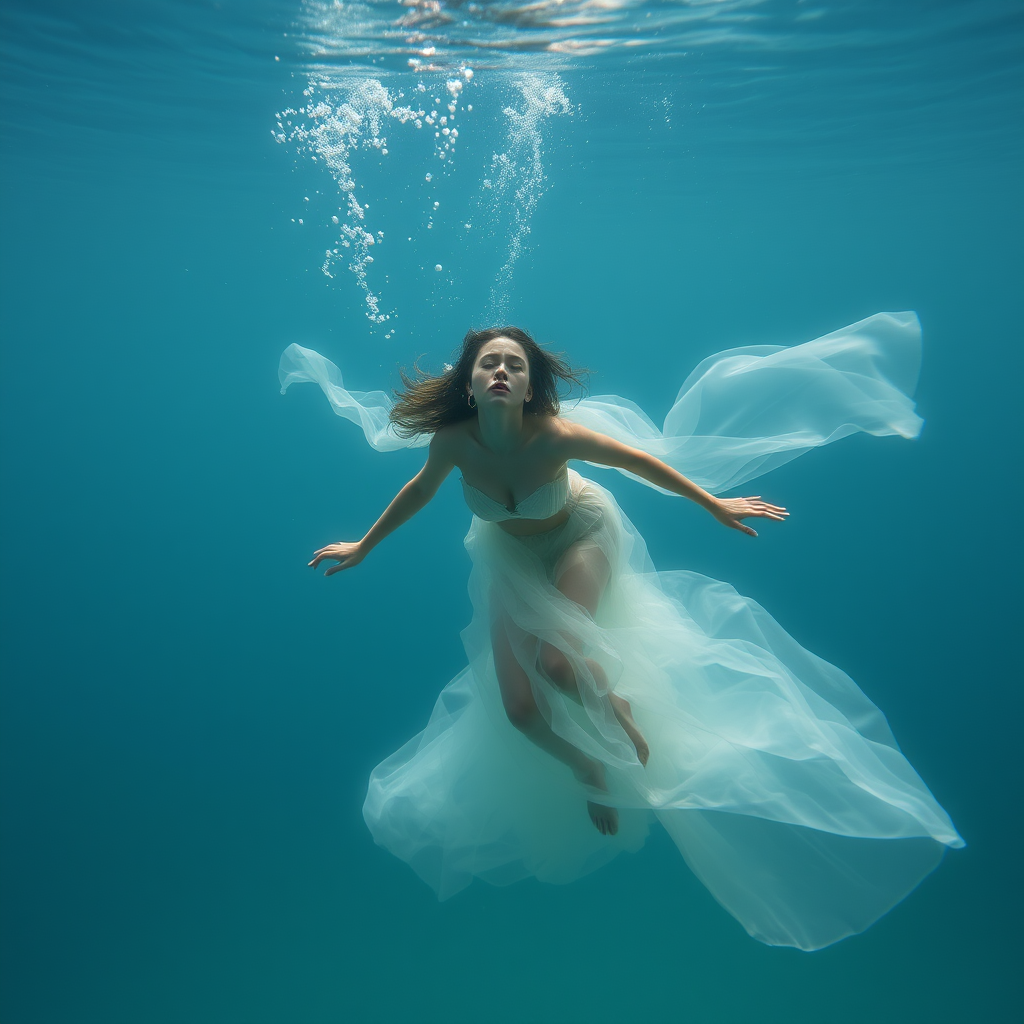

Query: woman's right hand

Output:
[308, 541, 366, 576]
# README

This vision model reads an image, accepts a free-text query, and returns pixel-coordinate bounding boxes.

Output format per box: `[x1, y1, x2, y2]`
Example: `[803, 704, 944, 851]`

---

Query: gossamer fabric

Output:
[280, 312, 963, 951]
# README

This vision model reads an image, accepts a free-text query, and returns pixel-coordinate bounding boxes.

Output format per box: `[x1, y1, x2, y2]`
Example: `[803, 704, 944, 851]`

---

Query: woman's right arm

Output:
[309, 430, 456, 576]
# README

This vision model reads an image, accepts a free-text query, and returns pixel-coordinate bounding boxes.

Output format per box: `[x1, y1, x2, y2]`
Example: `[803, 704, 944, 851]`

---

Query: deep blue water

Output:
[1, 2, 1022, 1022]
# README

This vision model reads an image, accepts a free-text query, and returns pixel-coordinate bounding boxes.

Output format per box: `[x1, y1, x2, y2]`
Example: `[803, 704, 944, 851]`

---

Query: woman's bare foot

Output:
[587, 799, 618, 836]
[609, 694, 649, 766]
[573, 757, 619, 836]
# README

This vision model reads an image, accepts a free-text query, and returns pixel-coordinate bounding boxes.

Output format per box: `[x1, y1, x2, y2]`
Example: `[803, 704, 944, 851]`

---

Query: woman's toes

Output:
[588, 801, 618, 836]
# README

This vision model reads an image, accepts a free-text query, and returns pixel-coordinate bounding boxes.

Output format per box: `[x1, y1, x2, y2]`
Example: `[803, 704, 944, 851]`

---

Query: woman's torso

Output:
[449, 415, 572, 536]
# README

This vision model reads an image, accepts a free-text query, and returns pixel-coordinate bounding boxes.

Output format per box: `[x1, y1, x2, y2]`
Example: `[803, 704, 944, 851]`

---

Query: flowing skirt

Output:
[363, 470, 963, 951]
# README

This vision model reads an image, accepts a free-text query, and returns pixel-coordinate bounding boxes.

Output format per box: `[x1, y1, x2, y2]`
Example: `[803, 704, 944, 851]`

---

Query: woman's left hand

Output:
[711, 496, 789, 537]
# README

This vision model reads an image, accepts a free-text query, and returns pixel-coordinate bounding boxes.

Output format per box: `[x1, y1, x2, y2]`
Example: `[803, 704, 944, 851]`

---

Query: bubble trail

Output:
[276, 72, 473, 330]
[482, 74, 571, 323]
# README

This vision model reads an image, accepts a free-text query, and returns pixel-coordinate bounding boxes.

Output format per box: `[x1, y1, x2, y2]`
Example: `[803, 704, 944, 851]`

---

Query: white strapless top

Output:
[460, 469, 570, 522]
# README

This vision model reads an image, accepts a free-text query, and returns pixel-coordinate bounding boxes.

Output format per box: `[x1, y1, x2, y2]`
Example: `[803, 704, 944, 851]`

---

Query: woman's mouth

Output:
[489, 382, 510, 392]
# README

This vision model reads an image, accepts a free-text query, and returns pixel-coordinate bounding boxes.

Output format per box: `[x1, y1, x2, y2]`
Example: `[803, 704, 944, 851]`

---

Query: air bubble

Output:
[277, 76, 479, 331]
[435, 264, 442, 272]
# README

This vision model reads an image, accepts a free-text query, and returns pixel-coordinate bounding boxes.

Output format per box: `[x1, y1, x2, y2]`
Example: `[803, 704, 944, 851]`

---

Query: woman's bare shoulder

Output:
[539, 414, 585, 451]
[532, 413, 573, 437]
[431, 420, 473, 458]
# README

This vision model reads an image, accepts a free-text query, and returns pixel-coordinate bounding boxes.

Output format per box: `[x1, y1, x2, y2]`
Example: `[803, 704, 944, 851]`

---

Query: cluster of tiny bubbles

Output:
[274, 68, 475, 331]
[481, 74, 571, 323]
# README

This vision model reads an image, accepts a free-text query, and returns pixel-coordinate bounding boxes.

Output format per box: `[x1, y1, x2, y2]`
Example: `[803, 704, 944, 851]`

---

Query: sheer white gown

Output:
[280, 312, 963, 950]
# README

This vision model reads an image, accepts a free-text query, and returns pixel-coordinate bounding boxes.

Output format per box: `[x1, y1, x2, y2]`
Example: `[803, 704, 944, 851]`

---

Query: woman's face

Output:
[469, 339, 533, 409]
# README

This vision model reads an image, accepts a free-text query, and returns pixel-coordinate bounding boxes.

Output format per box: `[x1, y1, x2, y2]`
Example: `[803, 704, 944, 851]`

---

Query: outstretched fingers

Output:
[717, 496, 791, 536]
[745, 497, 789, 521]
[309, 541, 365, 575]
[308, 548, 332, 569]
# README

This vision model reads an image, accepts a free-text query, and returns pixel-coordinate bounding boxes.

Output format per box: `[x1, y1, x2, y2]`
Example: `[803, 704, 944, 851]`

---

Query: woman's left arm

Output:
[557, 421, 788, 537]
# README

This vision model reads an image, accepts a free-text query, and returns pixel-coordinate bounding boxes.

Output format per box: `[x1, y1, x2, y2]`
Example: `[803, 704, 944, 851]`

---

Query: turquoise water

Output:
[1, 1, 1021, 1021]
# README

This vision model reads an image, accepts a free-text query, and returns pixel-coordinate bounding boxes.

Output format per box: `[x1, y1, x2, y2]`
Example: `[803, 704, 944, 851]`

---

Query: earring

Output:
[467, 392, 477, 409]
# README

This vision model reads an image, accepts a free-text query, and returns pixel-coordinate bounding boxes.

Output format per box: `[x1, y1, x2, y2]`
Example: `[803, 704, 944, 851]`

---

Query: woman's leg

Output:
[538, 542, 650, 768]
[490, 606, 619, 836]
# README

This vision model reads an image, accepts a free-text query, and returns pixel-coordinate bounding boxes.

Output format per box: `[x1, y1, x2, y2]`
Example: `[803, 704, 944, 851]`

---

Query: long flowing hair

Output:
[389, 326, 589, 437]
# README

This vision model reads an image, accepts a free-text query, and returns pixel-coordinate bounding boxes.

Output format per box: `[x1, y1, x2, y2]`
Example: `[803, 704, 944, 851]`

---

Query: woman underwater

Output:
[282, 314, 962, 951]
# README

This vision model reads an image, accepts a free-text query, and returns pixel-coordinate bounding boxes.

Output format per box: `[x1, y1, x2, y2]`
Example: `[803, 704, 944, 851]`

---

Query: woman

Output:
[282, 315, 962, 950]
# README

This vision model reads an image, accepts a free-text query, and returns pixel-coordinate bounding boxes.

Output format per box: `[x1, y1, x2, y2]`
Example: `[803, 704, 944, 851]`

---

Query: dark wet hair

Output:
[389, 326, 589, 437]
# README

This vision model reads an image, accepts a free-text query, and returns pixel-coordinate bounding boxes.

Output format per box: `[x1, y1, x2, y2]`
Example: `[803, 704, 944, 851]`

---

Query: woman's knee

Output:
[539, 642, 575, 690]
[503, 690, 540, 731]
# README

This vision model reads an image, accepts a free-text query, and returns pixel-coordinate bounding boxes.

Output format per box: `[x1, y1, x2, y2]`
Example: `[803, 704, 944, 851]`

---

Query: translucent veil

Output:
[281, 312, 962, 951]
